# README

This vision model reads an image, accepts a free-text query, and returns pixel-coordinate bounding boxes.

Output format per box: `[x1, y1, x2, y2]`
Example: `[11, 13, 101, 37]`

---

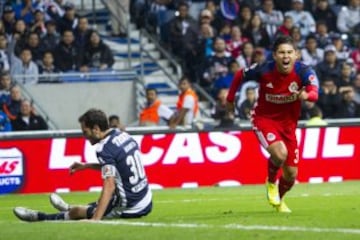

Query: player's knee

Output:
[271, 148, 288, 165]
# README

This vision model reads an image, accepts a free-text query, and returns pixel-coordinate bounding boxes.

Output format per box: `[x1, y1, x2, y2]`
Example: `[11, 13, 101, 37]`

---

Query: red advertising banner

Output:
[0, 126, 359, 194]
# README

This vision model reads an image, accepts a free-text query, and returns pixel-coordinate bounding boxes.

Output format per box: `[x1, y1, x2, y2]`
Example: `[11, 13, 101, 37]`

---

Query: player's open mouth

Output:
[282, 60, 290, 68]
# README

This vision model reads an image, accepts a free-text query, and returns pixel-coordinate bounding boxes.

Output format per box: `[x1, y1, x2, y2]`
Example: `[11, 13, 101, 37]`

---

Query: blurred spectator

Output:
[0, 20, 5, 36]
[312, 0, 337, 32]
[0, 71, 12, 108]
[273, 0, 293, 12]
[353, 72, 360, 103]
[38, 51, 61, 83]
[173, 76, 200, 127]
[289, 26, 305, 49]
[300, 34, 324, 67]
[334, 86, 360, 118]
[235, 5, 253, 33]
[41, 20, 60, 52]
[74, 16, 92, 49]
[336, 0, 360, 34]
[317, 76, 341, 118]
[316, 45, 342, 82]
[197, 22, 215, 59]
[52, 2, 78, 34]
[305, 105, 328, 126]
[11, 48, 39, 84]
[108, 114, 125, 131]
[201, 2, 223, 32]
[218, 22, 232, 42]
[275, 15, 294, 37]
[236, 41, 255, 69]
[285, 0, 315, 37]
[315, 20, 332, 49]
[53, 29, 80, 72]
[211, 88, 235, 128]
[243, 13, 271, 49]
[200, 37, 234, 90]
[11, 99, 48, 131]
[108, 0, 129, 37]
[3, 84, 22, 120]
[332, 34, 351, 61]
[139, 88, 175, 127]
[2, 4, 16, 36]
[14, 0, 38, 25]
[30, 8, 46, 36]
[198, 9, 217, 36]
[338, 61, 355, 87]
[11, 19, 29, 57]
[350, 40, 360, 72]
[212, 59, 240, 96]
[256, 0, 284, 40]
[25, 32, 43, 65]
[0, 108, 12, 132]
[80, 30, 114, 72]
[0, 33, 10, 71]
[226, 25, 249, 58]
[237, 86, 257, 120]
[168, 2, 198, 79]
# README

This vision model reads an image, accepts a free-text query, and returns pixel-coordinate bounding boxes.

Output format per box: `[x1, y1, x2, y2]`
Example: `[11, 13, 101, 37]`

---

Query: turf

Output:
[1, 181, 360, 240]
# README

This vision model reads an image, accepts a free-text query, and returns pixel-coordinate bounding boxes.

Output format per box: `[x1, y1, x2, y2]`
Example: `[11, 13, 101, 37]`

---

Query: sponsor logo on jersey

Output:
[288, 81, 299, 93]
[0, 148, 24, 194]
[266, 133, 276, 142]
[265, 93, 298, 104]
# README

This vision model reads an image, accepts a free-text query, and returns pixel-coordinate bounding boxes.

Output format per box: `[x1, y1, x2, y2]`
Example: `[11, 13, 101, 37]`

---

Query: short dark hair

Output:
[146, 88, 157, 94]
[179, 75, 190, 84]
[272, 35, 296, 52]
[108, 114, 120, 122]
[78, 108, 109, 131]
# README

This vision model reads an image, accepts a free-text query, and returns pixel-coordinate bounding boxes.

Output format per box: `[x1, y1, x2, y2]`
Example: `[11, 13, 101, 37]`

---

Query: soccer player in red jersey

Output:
[226, 36, 319, 212]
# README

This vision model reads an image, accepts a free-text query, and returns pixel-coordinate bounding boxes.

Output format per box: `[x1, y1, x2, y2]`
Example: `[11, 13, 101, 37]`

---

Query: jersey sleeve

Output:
[227, 63, 260, 102]
[298, 64, 319, 102]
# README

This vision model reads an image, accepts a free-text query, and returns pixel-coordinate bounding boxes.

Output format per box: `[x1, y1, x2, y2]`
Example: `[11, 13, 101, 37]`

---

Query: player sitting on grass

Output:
[13, 108, 152, 221]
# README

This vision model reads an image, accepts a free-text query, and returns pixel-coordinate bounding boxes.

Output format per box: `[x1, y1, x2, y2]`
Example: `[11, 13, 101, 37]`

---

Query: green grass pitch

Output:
[1, 181, 360, 240]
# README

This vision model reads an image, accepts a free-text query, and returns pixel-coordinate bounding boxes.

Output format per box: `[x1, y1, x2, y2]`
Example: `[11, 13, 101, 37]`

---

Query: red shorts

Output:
[252, 117, 299, 166]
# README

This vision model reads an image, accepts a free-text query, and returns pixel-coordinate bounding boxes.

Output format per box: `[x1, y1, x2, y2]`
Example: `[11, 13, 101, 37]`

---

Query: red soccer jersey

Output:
[227, 61, 319, 125]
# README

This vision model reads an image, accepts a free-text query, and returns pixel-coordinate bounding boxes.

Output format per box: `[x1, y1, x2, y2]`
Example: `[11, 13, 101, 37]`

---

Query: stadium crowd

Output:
[132, 0, 360, 127]
[0, 0, 115, 132]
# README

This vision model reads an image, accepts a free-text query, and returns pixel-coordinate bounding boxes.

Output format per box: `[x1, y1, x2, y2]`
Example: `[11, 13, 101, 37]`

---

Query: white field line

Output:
[54, 220, 360, 235]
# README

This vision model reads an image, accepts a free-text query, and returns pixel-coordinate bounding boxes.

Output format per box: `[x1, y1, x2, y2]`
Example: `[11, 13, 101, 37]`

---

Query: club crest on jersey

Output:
[288, 81, 299, 93]
[266, 132, 276, 142]
[0, 148, 24, 194]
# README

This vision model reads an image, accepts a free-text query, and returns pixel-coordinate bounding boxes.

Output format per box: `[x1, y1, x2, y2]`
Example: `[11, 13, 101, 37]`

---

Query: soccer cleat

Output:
[50, 193, 70, 211]
[13, 207, 39, 222]
[276, 201, 292, 213]
[266, 180, 281, 206]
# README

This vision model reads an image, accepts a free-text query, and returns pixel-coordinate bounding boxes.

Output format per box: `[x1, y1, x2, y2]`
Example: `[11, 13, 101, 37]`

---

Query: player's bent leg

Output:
[50, 193, 70, 211]
[276, 165, 297, 213]
[68, 206, 89, 220]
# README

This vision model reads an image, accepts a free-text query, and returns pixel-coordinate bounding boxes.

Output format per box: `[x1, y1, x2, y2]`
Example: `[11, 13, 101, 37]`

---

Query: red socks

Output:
[279, 176, 295, 199]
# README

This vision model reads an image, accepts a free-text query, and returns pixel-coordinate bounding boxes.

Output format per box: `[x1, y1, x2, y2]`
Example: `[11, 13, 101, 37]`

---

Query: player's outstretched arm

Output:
[69, 162, 101, 175]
